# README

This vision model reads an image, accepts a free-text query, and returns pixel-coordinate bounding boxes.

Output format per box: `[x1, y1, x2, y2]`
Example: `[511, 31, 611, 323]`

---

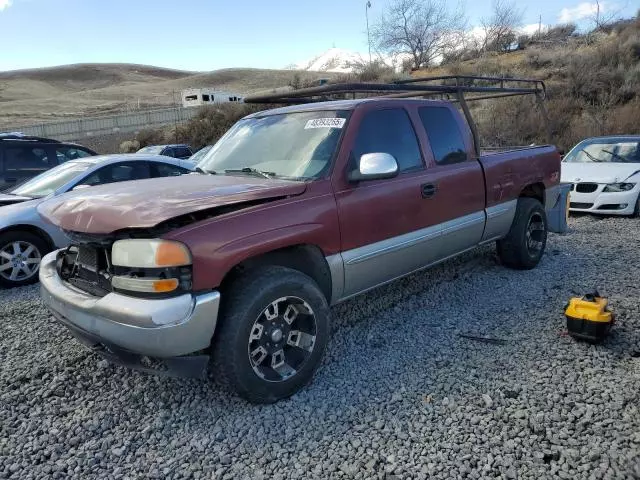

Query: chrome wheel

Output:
[0, 241, 41, 282]
[525, 213, 545, 255]
[248, 296, 317, 382]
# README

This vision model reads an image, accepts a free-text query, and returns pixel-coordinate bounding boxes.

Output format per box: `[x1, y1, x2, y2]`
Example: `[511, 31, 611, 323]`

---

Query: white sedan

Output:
[561, 136, 640, 216]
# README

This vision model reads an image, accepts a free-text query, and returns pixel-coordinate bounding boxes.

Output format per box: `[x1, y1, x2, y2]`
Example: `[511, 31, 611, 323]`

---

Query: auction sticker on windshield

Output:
[304, 118, 346, 129]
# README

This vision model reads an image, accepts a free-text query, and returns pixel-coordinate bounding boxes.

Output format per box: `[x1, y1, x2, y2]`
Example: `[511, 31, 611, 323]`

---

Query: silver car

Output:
[0, 154, 194, 288]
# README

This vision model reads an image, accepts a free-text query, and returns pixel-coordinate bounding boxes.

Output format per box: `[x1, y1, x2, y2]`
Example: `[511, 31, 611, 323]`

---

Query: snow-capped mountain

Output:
[292, 48, 365, 73]
[290, 47, 410, 73]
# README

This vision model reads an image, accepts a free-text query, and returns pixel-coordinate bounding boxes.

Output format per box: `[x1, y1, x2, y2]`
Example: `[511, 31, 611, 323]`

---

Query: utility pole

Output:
[172, 89, 179, 143]
[366, 1, 372, 64]
[538, 14, 542, 38]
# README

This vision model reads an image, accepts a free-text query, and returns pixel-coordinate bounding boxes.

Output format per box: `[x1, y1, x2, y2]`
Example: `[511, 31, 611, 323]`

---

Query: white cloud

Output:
[519, 23, 548, 36]
[0, 0, 11, 11]
[558, 2, 605, 23]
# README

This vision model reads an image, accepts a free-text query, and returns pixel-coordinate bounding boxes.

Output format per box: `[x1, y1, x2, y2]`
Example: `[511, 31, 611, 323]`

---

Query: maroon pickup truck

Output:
[38, 91, 563, 402]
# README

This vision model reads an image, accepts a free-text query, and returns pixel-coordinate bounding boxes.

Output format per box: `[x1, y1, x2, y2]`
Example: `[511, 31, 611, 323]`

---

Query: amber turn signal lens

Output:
[152, 278, 180, 293]
[155, 242, 191, 267]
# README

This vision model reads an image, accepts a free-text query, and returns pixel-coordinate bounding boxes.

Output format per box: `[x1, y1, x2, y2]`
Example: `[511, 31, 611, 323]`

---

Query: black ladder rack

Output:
[243, 75, 552, 156]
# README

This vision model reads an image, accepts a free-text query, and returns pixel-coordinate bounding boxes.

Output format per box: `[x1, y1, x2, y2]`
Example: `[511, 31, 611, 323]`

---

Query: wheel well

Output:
[520, 182, 545, 205]
[220, 245, 333, 302]
[0, 225, 55, 251]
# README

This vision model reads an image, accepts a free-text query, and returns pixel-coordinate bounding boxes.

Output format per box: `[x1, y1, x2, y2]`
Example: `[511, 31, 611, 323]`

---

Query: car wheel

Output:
[211, 266, 331, 403]
[633, 193, 640, 217]
[0, 231, 49, 288]
[497, 197, 548, 270]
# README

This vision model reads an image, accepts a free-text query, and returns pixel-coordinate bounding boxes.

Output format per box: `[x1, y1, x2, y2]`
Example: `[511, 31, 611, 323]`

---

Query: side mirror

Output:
[348, 153, 399, 182]
[72, 184, 91, 191]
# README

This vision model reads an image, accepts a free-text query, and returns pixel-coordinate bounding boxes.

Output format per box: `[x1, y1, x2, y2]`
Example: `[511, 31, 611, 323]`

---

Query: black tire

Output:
[210, 266, 331, 403]
[0, 230, 50, 288]
[497, 197, 548, 270]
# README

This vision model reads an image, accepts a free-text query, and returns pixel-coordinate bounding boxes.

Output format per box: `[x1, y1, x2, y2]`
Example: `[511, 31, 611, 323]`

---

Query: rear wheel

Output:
[497, 197, 548, 270]
[0, 231, 49, 288]
[210, 266, 331, 403]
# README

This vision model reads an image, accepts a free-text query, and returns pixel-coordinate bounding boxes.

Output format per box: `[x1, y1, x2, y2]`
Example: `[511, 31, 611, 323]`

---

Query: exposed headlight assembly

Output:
[603, 183, 635, 192]
[111, 239, 192, 295]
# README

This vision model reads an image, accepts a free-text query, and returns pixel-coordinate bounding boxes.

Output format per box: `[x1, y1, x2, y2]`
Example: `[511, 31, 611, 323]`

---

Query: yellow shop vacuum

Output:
[564, 290, 614, 343]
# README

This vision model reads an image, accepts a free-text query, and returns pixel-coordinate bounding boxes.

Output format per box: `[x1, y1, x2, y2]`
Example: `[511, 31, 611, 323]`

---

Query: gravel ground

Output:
[1, 215, 639, 480]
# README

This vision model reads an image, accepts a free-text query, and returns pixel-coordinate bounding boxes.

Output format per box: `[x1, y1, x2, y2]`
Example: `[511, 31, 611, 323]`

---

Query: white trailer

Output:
[181, 88, 244, 108]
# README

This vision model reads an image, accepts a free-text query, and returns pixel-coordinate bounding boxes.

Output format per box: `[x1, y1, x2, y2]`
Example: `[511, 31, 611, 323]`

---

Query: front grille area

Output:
[599, 204, 626, 210]
[575, 183, 598, 193]
[570, 202, 594, 209]
[57, 245, 113, 297]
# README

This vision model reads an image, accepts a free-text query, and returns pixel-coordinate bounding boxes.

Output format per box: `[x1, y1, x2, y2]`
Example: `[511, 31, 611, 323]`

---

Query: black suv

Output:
[136, 144, 194, 159]
[0, 133, 97, 190]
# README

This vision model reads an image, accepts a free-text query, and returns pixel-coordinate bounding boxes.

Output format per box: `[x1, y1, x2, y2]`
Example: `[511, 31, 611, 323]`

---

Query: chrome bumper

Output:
[39, 251, 221, 359]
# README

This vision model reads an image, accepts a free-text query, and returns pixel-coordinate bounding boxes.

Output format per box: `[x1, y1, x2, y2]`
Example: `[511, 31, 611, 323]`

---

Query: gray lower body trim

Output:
[325, 253, 345, 305]
[334, 244, 480, 305]
[337, 211, 485, 301]
[482, 200, 517, 242]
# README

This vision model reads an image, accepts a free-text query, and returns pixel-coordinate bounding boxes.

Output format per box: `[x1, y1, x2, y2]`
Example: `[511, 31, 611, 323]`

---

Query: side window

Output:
[56, 147, 93, 163]
[418, 107, 468, 165]
[82, 162, 150, 186]
[162, 148, 176, 158]
[151, 163, 189, 178]
[4, 146, 52, 174]
[353, 108, 422, 173]
[174, 147, 192, 158]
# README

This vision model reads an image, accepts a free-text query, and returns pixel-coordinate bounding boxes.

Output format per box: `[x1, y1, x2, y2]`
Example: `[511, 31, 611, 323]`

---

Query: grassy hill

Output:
[0, 64, 334, 128]
[411, 17, 640, 151]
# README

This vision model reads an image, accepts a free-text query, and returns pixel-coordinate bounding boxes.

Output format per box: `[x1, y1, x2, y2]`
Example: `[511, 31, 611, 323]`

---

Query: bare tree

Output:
[481, 0, 524, 52]
[590, 0, 624, 32]
[371, 0, 466, 70]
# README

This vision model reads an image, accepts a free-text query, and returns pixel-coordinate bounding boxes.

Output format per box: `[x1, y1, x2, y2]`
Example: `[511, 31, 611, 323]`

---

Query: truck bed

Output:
[479, 145, 561, 209]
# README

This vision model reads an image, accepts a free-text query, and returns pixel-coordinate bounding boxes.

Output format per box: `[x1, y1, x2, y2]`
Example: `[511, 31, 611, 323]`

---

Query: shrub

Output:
[135, 128, 166, 148]
[119, 140, 140, 153]
[173, 103, 273, 150]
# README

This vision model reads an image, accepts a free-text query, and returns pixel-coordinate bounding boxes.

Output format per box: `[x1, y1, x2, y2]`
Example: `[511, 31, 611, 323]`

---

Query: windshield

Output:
[9, 161, 93, 198]
[563, 138, 640, 163]
[197, 111, 349, 180]
[188, 145, 213, 163]
[137, 146, 164, 155]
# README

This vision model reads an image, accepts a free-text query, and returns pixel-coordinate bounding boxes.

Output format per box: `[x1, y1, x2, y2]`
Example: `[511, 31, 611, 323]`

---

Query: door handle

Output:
[421, 183, 437, 198]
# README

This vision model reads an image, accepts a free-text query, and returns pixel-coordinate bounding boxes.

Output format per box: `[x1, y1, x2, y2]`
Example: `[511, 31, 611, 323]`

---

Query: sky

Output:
[0, 0, 636, 72]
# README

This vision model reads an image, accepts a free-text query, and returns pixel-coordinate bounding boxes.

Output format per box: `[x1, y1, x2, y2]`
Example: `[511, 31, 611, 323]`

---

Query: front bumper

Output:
[567, 185, 639, 215]
[39, 251, 221, 374]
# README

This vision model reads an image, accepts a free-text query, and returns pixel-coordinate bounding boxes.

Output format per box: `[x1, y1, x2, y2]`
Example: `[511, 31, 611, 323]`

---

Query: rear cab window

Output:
[418, 107, 468, 165]
[352, 108, 423, 173]
[56, 146, 93, 164]
[174, 147, 192, 158]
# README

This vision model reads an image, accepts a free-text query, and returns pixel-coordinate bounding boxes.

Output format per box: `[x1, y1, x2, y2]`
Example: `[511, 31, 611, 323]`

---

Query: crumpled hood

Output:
[37, 174, 307, 234]
[561, 162, 640, 184]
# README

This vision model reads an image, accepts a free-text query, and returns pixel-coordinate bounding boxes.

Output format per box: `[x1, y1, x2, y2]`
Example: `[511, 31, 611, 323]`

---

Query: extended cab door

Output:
[412, 104, 486, 258]
[332, 103, 485, 299]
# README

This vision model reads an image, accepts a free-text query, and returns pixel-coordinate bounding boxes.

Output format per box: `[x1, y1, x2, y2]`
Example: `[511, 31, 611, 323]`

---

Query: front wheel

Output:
[497, 197, 548, 270]
[210, 266, 331, 403]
